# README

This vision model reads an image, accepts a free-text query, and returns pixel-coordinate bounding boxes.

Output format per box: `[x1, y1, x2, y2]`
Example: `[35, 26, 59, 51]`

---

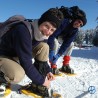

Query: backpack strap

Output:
[21, 20, 34, 39]
[0, 15, 34, 40]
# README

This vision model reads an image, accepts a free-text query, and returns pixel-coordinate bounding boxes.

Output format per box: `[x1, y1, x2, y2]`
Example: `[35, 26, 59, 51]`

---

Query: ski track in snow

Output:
[3, 47, 98, 98]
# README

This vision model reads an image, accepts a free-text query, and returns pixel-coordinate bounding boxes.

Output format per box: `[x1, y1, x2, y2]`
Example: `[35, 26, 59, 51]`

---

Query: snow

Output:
[3, 47, 98, 98]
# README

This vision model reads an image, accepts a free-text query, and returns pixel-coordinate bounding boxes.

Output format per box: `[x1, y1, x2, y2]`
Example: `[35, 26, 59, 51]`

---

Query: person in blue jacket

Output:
[48, 6, 87, 74]
[0, 8, 64, 96]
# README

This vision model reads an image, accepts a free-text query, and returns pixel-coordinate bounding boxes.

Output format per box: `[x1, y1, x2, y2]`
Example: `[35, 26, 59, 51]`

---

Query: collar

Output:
[31, 19, 49, 41]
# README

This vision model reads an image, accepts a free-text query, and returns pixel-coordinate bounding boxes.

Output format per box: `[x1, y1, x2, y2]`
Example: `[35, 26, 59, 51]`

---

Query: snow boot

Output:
[61, 56, 74, 74]
[20, 82, 49, 97]
[61, 65, 74, 74]
[34, 59, 51, 78]
[51, 64, 60, 75]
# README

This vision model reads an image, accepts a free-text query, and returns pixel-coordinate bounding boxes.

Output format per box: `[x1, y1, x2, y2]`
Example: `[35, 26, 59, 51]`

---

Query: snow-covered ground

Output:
[4, 46, 98, 98]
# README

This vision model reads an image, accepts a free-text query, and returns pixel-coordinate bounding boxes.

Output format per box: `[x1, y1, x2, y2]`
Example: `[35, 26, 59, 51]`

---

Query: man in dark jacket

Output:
[48, 6, 87, 74]
[0, 8, 64, 96]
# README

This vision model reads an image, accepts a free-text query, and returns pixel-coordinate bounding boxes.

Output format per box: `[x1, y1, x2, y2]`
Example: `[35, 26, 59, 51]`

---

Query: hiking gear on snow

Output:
[63, 56, 70, 65]
[20, 82, 49, 97]
[62, 56, 74, 74]
[51, 64, 60, 75]
[38, 8, 64, 28]
[61, 65, 74, 74]
[51, 68, 60, 75]
[49, 50, 55, 62]
[32, 83, 49, 97]
[34, 59, 51, 77]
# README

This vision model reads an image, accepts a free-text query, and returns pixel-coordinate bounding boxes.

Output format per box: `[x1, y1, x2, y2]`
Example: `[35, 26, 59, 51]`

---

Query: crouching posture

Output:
[48, 6, 87, 75]
[52, 39, 74, 74]
[0, 8, 64, 96]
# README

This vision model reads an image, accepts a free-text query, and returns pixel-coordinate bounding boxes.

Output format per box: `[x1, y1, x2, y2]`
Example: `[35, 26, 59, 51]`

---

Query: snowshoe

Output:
[19, 82, 62, 98]
[60, 65, 74, 74]
[51, 68, 60, 75]
[50, 89, 62, 98]
[19, 82, 49, 97]
[59, 65, 76, 76]
[51, 68, 66, 77]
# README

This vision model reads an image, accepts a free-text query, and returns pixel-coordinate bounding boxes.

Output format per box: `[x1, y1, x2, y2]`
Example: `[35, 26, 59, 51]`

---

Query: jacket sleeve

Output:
[58, 29, 78, 55]
[48, 19, 70, 50]
[12, 24, 45, 85]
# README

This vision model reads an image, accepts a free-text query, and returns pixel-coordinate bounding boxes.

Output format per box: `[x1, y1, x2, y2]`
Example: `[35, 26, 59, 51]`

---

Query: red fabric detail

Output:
[51, 64, 57, 68]
[49, 61, 52, 65]
[63, 56, 70, 65]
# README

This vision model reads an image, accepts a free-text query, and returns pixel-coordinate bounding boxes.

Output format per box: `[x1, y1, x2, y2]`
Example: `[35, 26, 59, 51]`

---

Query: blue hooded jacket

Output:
[48, 19, 78, 55]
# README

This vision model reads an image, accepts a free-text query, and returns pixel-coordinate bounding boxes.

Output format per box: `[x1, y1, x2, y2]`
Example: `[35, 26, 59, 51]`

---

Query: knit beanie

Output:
[76, 10, 87, 26]
[70, 6, 87, 26]
[38, 8, 64, 28]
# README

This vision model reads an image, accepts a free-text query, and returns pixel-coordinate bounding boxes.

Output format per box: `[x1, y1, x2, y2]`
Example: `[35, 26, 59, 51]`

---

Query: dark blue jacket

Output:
[48, 19, 78, 55]
[0, 23, 47, 85]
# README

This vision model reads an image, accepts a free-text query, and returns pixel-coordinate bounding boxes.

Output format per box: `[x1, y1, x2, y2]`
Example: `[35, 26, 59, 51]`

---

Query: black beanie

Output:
[38, 8, 64, 28]
[74, 8, 87, 26]
[70, 6, 87, 26]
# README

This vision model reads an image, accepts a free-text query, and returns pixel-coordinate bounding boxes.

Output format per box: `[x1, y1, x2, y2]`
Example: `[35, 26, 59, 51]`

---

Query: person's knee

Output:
[40, 42, 49, 52]
[0, 57, 25, 83]
[13, 69, 25, 83]
[5, 68, 25, 84]
[34, 42, 49, 61]
[33, 42, 49, 54]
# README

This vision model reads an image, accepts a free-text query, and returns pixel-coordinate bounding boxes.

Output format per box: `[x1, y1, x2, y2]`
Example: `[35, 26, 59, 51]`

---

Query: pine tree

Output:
[93, 32, 98, 46]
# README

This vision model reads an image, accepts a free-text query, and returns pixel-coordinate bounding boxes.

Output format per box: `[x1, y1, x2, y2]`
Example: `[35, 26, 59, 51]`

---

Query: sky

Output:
[0, 0, 98, 30]
[5, 46, 98, 98]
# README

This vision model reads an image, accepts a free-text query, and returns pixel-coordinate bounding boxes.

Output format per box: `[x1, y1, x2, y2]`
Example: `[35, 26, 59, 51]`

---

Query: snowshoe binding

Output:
[60, 65, 74, 74]
[19, 82, 49, 97]
[59, 65, 77, 76]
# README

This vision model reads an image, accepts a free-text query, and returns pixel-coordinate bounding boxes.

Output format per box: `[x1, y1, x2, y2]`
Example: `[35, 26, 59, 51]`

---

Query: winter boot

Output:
[20, 82, 49, 97]
[61, 56, 74, 74]
[51, 64, 60, 75]
[34, 59, 51, 77]
[61, 65, 74, 74]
